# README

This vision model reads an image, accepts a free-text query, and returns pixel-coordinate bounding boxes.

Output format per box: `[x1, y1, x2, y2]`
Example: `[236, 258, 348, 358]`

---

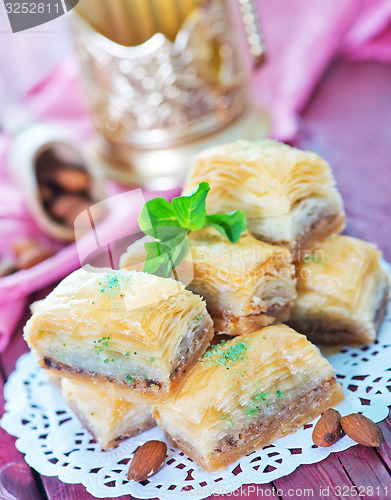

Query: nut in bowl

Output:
[9, 124, 106, 242]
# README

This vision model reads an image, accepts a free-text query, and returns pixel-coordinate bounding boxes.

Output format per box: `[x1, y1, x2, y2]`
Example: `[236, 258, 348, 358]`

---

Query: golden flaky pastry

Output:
[24, 268, 214, 404]
[183, 140, 345, 259]
[60, 378, 155, 450]
[120, 228, 297, 335]
[154, 325, 344, 472]
[289, 235, 390, 345]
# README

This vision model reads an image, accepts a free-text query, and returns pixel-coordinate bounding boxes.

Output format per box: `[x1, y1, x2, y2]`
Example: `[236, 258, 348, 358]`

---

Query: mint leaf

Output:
[143, 229, 189, 278]
[143, 245, 172, 277]
[138, 198, 180, 239]
[171, 182, 209, 231]
[144, 240, 166, 259]
[138, 182, 247, 278]
[206, 211, 246, 243]
[163, 230, 190, 268]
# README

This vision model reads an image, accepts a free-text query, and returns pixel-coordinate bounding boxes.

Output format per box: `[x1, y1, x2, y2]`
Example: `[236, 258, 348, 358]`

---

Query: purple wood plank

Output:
[273, 454, 353, 500]
[40, 476, 133, 500]
[0, 284, 57, 378]
[211, 482, 278, 499]
[0, 370, 43, 499]
[335, 445, 391, 499]
[378, 408, 391, 473]
[297, 59, 391, 261]
[0, 308, 30, 378]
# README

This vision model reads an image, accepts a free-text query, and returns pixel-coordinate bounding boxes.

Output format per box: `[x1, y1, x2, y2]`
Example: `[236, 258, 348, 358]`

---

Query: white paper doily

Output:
[2, 265, 391, 499]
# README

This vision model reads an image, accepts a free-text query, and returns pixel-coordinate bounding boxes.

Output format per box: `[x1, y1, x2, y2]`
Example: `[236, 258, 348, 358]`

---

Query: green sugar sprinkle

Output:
[219, 415, 233, 428]
[276, 390, 284, 398]
[94, 335, 111, 355]
[203, 340, 250, 369]
[126, 375, 133, 384]
[125, 352, 131, 357]
[98, 271, 134, 298]
[254, 391, 269, 402]
[246, 390, 270, 417]
[150, 357, 156, 362]
[195, 313, 205, 323]
[246, 406, 260, 417]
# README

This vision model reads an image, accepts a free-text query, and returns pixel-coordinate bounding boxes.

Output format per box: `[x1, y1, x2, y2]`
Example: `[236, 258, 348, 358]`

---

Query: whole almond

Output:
[64, 200, 93, 228]
[341, 413, 382, 447]
[53, 167, 90, 192]
[17, 246, 55, 270]
[0, 259, 17, 277]
[312, 408, 342, 447]
[127, 440, 167, 482]
[11, 238, 39, 257]
[40, 184, 54, 203]
[49, 194, 87, 221]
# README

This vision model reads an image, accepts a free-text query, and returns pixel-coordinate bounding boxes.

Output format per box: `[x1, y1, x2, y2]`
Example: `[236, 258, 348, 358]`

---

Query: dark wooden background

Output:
[1, 59, 391, 499]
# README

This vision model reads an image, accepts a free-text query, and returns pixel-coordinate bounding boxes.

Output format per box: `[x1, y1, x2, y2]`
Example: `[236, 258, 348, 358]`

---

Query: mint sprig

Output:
[138, 182, 246, 278]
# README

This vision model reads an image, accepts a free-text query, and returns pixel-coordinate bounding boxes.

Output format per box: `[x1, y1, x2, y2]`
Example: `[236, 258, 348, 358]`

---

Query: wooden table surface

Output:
[1, 58, 391, 500]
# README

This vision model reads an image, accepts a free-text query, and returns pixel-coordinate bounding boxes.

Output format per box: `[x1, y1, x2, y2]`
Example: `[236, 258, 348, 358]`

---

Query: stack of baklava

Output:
[24, 140, 388, 473]
[181, 140, 389, 346]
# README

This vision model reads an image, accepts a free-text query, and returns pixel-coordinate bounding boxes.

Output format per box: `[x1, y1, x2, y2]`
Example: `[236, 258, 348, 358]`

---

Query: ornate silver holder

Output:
[71, 0, 268, 187]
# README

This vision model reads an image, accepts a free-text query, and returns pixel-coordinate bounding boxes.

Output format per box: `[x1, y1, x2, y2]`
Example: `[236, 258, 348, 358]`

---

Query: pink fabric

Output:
[0, 0, 391, 352]
[253, 0, 391, 139]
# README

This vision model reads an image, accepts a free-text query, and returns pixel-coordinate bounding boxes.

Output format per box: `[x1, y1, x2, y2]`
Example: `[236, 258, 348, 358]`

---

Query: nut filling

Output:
[40, 316, 212, 401]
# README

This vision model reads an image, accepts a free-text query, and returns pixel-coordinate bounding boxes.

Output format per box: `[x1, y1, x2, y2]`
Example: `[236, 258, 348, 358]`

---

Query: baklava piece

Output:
[60, 378, 155, 450]
[154, 325, 344, 472]
[24, 268, 214, 403]
[183, 140, 345, 259]
[121, 228, 297, 335]
[289, 235, 389, 345]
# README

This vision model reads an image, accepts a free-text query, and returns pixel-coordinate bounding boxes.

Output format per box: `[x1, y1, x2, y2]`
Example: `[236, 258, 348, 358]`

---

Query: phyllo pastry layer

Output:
[289, 235, 390, 346]
[120, 228, 297, 336]
[24, 268, 214, 403]
[183, 140, 345, 259]
[60, 378, 155, 450]
[153, 325, 344, 472]
[188, 228, 296, 334]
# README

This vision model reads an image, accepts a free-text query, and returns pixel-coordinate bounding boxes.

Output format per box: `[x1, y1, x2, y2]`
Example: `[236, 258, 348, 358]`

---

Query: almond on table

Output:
[341, 413, 382, 447]
[17, 246, 55, 270]
[11, 238, 55, 270]
[127, 440, 167, 482]
[11, 238, 40, 256]
[312, 408, 342, 447]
